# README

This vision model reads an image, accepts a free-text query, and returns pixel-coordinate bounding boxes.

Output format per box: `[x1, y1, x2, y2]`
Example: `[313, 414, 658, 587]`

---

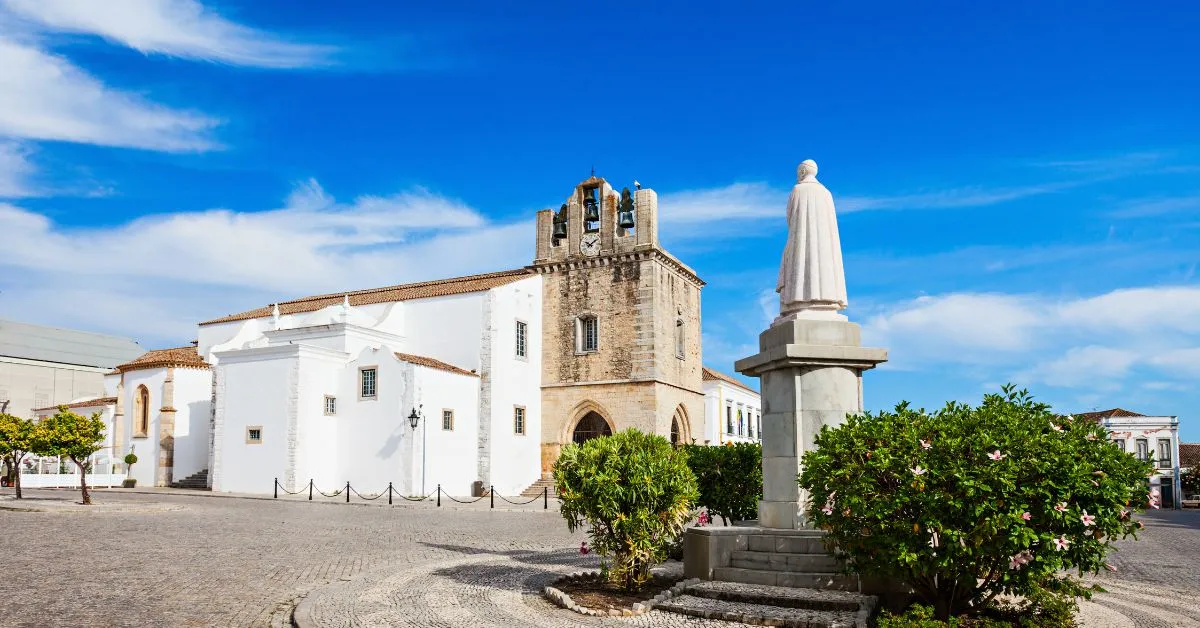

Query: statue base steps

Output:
[657, 580, 875, 628]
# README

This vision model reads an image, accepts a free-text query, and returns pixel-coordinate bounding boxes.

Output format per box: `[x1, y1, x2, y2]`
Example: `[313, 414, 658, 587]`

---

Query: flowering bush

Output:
[682, 441, 762, 525]
[799, 386, 1152, 620]
[554, 429, 698, 592]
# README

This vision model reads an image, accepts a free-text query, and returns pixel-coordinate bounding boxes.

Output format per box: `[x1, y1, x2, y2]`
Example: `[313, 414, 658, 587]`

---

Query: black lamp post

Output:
[409, 404, 425, 494]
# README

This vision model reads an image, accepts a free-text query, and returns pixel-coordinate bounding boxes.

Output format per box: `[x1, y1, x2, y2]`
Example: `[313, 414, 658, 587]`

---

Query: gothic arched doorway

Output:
[671, 404, 690, 446]
[572, 411, 612, 444]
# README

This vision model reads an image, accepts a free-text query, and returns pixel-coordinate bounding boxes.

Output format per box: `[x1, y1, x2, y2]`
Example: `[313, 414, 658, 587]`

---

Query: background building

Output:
[0, 319, 142, 418]
[701, 367, 761, 445]
[1077, 408, 1183, 509]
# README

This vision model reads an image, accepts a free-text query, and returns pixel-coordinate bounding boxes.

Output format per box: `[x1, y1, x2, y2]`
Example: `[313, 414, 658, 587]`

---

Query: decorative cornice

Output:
[528, 249, 704, 287]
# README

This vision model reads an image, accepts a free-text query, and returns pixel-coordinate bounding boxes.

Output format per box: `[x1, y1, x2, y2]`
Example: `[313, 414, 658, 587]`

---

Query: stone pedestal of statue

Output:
[736, 315, 887, 529]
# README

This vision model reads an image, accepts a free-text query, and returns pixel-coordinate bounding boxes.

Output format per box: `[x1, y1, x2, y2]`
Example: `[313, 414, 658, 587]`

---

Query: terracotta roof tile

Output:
[115, 346, 210, 373]
[1073, 408, 1147, 422]
[32, 397, 117, 413]
[200, 269, 533, 326]
[702, 366, 758, 394]
[1180, 443, 1200, 470]
[394, 352, 478, 378]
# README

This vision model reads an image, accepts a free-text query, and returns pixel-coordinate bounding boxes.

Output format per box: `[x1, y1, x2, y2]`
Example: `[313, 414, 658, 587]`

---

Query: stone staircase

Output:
[658, 580, 875, 627]
[169, 469, 210, 490]
[518, 477, 559, 499]
[714, 529, 858, 590]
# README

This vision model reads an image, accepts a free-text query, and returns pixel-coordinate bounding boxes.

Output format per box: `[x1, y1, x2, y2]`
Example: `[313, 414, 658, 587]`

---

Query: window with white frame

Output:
[516, 320, 528, 359]
[1113, 438, 1126, 452]
[246, 426, 263, 444]
[442, 409, 454, 431]
[737, 406, 744, 436]
[513, 406, 526, 435]
[1135, 438, 1149, 461]
[359, 367, 377, 399]
[1157, 438, 1172, 468]
[577, 316, 599, 353]
[726, 404, 733, 434]
[324, 396, 336, 416]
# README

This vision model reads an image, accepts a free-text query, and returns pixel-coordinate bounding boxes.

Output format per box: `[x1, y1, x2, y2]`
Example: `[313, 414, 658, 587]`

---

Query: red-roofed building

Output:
[1075, 408, 1182, 509]
[702, 367, 761, 445]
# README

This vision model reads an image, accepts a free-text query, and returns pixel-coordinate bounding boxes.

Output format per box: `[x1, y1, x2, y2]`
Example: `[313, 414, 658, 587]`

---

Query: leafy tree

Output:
[0, 413, 45, 499]
[683, 441, 762, 525]
[1181, 467, 1199, 498]
[554, 428, 698, 592]
[41, 407, 107, 505]
[799, 386, 1152, 621]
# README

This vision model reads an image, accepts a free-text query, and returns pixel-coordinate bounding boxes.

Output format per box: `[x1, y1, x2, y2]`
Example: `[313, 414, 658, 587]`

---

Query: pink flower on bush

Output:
[920, 439, 932, 450]
[1021, 512, 1032, 521]
[1052, 535, 1071, 551]
[1080, 511, 1095, 526]
[1009, 550, 1033, 570]
[911, 465, 926, 476]
[697, 510, 710, 526]
[821, 504, 833, 516]
[1054, 502, 1068, 513]
[988, 450, 1006, 461]
[1086, 434, 1097, 441]
[1051, 424, 1063, 432]
[1104, 563, 1118, 573]
[580, 541, 590, 555]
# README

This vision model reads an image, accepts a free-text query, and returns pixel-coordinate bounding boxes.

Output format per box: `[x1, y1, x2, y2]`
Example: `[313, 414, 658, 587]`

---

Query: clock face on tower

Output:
[580, 233, 601, 256]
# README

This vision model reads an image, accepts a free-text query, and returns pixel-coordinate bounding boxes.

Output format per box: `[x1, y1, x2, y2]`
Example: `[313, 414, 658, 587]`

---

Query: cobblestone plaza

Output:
[1, 490, 1198, 627]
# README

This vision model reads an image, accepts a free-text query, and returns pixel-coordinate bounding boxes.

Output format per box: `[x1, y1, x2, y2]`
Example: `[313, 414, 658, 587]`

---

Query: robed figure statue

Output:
[775, 160, 848, 322]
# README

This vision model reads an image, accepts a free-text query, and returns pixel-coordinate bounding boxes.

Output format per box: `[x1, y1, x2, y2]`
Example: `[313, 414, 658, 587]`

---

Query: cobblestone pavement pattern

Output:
[2, 490, 1198, 627]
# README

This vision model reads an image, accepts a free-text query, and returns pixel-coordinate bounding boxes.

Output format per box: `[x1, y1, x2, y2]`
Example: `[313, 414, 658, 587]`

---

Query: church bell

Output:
[617, 187, 636, 229]
[552, 204, 568, 239]
[583, 188, 600, 222]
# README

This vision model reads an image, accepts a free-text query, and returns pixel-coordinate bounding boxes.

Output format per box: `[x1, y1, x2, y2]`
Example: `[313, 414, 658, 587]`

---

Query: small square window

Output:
[516, 320, 528, 359]
[442, 409, 454, 431]
[246, 426, 263, 444]
[324, 396, 336, 416]
[513, 406, 526, 435]
[360, 367, 377, 399]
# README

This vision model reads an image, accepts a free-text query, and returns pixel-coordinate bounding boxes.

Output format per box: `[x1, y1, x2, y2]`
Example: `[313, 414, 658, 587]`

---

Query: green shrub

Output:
[877, 605, 1011, 627]
[554, 428, 698, 592]
[683, 441, 762, 525]
[799, 385, 1151, 620]
[124, 453, 138, 466]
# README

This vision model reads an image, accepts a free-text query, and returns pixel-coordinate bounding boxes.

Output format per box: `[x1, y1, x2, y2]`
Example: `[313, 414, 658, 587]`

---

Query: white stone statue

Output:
[775, 160, 848, 322]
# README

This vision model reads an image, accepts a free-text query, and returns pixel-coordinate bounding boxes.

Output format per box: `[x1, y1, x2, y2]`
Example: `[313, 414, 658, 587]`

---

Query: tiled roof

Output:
[394, 352, 478, 378]
[200, 269, 533, 326]
[114, 346, 210, 373]
[32, 397, 118, 413]
[702, 366, 758, 395]
[1073, 408, 1147, 422]
[1180, 443, 1200, 470]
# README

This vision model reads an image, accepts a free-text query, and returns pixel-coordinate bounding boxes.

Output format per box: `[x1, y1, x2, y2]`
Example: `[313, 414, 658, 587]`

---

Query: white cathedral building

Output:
[61, 176, 760, 497]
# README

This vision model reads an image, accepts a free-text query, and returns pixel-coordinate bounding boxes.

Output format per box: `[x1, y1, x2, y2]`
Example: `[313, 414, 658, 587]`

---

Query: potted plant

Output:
[123, 452, 138, 488]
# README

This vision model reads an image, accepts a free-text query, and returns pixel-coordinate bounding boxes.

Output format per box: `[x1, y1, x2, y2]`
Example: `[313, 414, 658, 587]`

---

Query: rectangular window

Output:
[516, 320, 528, 359]
[359, 367, 377, 399]
[726, 405, 733, 434]
[675, 319, 685, 359]
[324, 396, 336, 416]
[442, 409, 454, 431]
[737, 406, 744, 436]
[1135, 439, 1149, 461]
[579, 317, 599, 353]
[246, 426, 263, 444]
[513, 406, 526, 435]
[1157, 439, 1172, 468]
[1113, 438, 1125, 452]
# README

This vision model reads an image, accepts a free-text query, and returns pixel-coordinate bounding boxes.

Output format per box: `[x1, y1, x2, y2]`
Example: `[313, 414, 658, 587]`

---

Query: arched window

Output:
[134, 385, 150, 438]
[675, 318, 685, 359]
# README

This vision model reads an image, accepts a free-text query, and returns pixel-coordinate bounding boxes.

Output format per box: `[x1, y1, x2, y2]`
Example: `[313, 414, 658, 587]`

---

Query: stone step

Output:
[712, 567, 859, 591]
[656, 594, 866, 628]
[731, 550, 842, 573]
[685, 581, 875, 613]
[747, 533, 829, 555]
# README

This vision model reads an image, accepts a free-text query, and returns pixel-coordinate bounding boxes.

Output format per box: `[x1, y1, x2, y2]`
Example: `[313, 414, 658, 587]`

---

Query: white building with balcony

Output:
[701, 367, 761, 445]
[1076, 408, 1182, 509]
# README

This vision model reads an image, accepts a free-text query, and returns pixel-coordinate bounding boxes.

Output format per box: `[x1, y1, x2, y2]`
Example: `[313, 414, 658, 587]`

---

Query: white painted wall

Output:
[403, 292, 486, 372]
[171, 368, 212, 481]
[1104, 417, 1182, 508]
[411, 365, 480, 497]
[484, 277, 543, 495]
[116, 367, 167, 487]
[703, 380, 761, 445]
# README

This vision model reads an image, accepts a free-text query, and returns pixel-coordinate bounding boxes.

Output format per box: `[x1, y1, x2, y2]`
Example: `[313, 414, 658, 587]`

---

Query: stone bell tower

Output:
[530, 175, 705, 476]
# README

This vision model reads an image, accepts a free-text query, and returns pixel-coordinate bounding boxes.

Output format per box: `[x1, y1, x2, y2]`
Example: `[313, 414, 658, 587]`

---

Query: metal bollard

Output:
[308, 479, 313, 501]
[490, 485, 494, 509]
[543, 486, 547, 510]
[437, 484, 441, 507]
[274, 478, 278, 499]
[388, 482, 393, 505]
[345, 481, 351, 503]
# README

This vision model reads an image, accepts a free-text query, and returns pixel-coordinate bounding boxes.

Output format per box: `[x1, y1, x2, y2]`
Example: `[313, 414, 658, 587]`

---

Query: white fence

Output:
[20, 473, 127, 488]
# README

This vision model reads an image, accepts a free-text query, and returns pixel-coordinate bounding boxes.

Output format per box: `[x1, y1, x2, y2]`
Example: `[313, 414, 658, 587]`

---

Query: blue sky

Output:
[1, 1, 1198, 440]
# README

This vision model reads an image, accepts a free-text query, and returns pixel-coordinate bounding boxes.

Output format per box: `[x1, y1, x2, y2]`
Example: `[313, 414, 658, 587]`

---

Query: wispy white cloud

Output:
[0, 181, 531, 342]
[839, 181, 1076, 213]
[0, 140, 36, 197]
[1109, 195, 1200, 219]
[0, 37, 221, 151]
[0, 0, 335, 68]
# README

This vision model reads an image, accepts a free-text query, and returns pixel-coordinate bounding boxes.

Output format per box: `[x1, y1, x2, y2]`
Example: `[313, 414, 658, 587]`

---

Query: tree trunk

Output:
[75, 457, 91, 505]
[14, 459, 22, 499]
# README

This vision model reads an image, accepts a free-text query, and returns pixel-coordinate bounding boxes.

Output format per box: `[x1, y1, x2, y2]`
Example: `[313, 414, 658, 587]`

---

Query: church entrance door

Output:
[572, 411, 612, 444]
